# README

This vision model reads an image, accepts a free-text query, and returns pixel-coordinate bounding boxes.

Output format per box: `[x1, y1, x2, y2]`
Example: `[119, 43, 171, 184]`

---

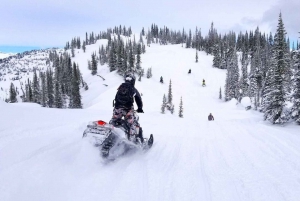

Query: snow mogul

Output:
[83, 72, 153, 159]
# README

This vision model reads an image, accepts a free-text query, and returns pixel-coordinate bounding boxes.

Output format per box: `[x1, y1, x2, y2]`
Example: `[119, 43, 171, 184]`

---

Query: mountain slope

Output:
[0, 41, 300, 201]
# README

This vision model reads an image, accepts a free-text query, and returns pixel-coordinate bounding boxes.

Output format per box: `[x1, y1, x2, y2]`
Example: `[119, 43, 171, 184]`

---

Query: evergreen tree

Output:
[91, 52, 98, 75]
[46, 68, 54, 107]
[261, 57, 275, 113]
[161, 94, 166, 113]
[146, 68, 151, 78]
[64, 57, 73, 96]
[9, 83, 17, 103]
[212, 44, 221, 68]
[28, 79, 33, 102]
[69, 63, 82, 108]
[32, 70, 40, 103]
[219, 87, 222, 99]
[40, 72, 47, 107]
[82, 41, 86, 53]
[170, 105, 175, 114]
[240, 52, 249, 97]
[195, 50, 198, 63]
[224, 48, 239, 101]
[128, 45, 135, 71]
[179, 97, 183, 118]
[291, 50, 300, 124]
[168, 80, 173, 104]
[108, 44, 117, 72]
[71, 46, 75, 57]
[149, 67, 152, 77]
[54, 60, 63, 108]
[136, 43, 142, 70]
[87, 60, 92, 70]
[264, 13, 289, 124]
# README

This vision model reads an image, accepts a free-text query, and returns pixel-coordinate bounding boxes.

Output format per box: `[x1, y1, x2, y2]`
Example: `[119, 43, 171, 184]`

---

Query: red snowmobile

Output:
[83, 112, 153, 160]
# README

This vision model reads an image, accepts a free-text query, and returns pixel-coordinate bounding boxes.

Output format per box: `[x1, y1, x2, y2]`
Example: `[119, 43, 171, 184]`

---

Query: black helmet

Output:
[124, 72, 136, 85]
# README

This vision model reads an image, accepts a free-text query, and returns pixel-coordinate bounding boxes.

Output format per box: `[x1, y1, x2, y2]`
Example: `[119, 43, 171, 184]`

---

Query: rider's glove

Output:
[137, 108, 144, 113]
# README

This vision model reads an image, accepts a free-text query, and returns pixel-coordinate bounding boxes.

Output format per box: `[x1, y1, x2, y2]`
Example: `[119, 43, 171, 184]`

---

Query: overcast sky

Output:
[1, 0, 299, 48]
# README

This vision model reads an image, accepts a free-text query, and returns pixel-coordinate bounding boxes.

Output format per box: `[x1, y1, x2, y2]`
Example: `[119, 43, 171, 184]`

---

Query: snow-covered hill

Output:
[0, 49, 63, 100]
[1, 39, 300, 201]
[0, 52, 15, 59]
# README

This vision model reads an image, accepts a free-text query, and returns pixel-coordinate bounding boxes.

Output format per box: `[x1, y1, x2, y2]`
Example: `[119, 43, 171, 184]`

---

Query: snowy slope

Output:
[0, 49, 63, 101]
[0, 52, 15, 59]
[1, 40, 300, 201]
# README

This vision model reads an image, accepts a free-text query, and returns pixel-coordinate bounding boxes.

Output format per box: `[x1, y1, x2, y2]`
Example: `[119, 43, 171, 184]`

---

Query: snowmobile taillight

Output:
[96, 120, 107, 126]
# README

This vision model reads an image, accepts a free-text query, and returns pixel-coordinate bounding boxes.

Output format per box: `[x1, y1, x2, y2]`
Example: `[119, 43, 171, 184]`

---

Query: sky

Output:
[0, 0, 299, 51]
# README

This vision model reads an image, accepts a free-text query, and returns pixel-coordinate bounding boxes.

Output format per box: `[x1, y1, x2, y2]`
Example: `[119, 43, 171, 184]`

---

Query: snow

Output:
[241, 97, 251, 107]
[1, 39, 300, 201]
[0, 52, 15, 59]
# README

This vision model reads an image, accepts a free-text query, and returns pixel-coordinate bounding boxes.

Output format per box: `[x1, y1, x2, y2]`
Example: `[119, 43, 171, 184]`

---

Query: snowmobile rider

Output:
[202, 79, 206, 86]
[112, 72, 144, 141]
[160, 76, 164, 83]
[208, 113, 214, 121]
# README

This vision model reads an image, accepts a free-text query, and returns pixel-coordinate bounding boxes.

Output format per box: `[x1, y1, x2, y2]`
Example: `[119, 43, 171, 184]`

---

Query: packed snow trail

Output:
[1, 43, 300, 201]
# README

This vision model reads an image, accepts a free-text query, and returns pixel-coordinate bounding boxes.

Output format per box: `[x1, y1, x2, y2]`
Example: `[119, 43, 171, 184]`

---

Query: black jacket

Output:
[115, 81, 143, 110]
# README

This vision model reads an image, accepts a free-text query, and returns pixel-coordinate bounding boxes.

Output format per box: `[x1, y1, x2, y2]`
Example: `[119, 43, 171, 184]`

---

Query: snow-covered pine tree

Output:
[87, 60, 91, 70]
[261, 55, 275, 113]
[64, 57, 73, 96]
[108, 43, 117, 72]
[71, 46, 75, 57]
[291, 50, 300, 124]
[147, 30, 151, 47]
[219, 87, 222, 99]
[170, 105, 175, 114]
[91, 52, 98, 75]
[40, 72, 47, 107]
[150, 67, 152, 77]
[263, 14, 289, 124]
[250, 27, 263, 110]
[9, 83, 17, 103]
[28, 79, 33, 102]
[99, 45, 105, 65]
[82, 41, 86, 53]
[240, 52, 249, 98]
[136, 43, 142, 70]
[179, 97, 183, 118]
[128, 42, 135, 71]
[32, 70, 40, 104]
[212, 44, 221, 68]
[116, 41, 124, 75]
[168, 79, 173, 104]
[121, 48, 128, 75]
[195, 50, 198, 63]
[69, 62, 82, 108]
[54, 60, 63, 108]
[224, 48, 239, 101]
[161, 94, 166, 113]
[46, 68, 54, 107]
[146, 68, 151, 78]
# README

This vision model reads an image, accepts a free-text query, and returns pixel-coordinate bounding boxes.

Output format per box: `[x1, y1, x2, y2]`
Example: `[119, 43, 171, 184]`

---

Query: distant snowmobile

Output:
[202, 79, 206, 87]
[83, 112, 153, 160]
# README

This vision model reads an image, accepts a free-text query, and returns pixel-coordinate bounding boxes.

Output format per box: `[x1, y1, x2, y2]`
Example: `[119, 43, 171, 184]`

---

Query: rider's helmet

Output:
[125, 72, 136, 85]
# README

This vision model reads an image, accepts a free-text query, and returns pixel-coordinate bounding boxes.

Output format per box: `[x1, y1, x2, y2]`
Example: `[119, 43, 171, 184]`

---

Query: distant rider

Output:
[202, 79, 206, 86]
[112, 72, 144, 142]
[208, 113, 214, 121]
[160, 76, 164, 83]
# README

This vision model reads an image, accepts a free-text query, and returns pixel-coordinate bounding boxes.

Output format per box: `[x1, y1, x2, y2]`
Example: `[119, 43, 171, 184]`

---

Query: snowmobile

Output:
[82, 112, 153, 160]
